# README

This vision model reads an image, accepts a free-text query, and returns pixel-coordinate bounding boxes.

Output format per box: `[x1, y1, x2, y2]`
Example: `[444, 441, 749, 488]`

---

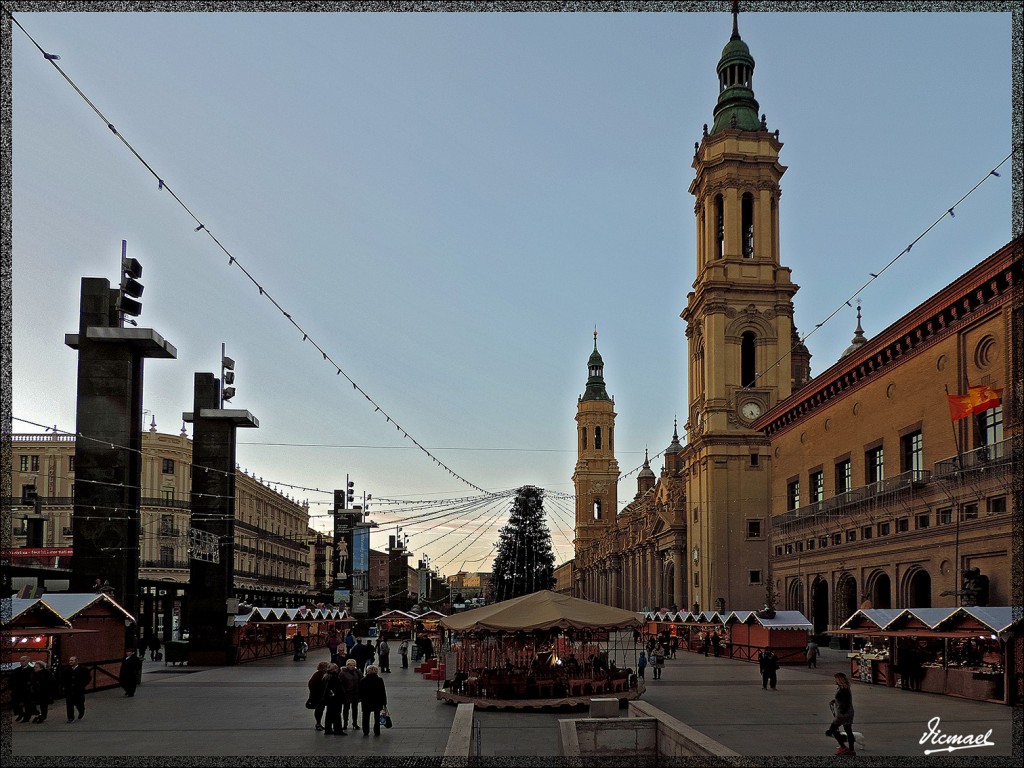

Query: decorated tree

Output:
[489, 486, 556, 602]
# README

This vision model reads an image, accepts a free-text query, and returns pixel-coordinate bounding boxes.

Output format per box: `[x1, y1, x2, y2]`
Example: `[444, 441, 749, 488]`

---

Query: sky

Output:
[7, 5, 1016, 579]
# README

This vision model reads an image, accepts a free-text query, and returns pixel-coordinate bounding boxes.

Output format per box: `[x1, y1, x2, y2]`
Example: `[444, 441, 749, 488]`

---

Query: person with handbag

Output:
[339, 659, 362, 731]
[826, 673, 856, 755]
[358, 665, 388, 737]
[307, 661, 329, 731]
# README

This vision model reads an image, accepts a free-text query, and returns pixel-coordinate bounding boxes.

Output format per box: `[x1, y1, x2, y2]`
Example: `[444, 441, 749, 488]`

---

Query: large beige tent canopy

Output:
[440, 590, 643, 633]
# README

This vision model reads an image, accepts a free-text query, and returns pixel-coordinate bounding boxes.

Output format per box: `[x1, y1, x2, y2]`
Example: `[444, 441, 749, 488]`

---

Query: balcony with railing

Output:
[773, 469, 931, 530]
[934, 438, 1010, 477]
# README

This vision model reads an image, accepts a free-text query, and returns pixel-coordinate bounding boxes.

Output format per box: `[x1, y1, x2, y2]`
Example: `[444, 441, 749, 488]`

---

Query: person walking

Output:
[670, 637, 678, 659]
[308, 661, 329, 731]
[652, 646, 665, 680]
[636, 650, 647, 680]
[711, 630, 722, 657]
[119, 647, 143, 697]
[701, 632, 710, 657]
[320, 663, 346, 736]
[326, 629, 341, 665]
[340, 658, 362, 731]
[826, 673, 857, 755]
[29, 662, 56, 723]
[399, 638, 409, 669]
[292, 632, 306, 661]
[12, 655, 35, 722]
[806, 639, 819, 669]
[377, 638, 391, 673]
[344, 629, 356, 658]
[60, 656, 91, 722]
[358, 665, 388, 737]
[758, 648, 779, 690]
[149, 633, 162, 662]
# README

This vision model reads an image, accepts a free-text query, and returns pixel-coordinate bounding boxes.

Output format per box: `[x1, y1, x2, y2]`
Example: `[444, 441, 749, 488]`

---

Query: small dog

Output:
[826, 727, 867, 752]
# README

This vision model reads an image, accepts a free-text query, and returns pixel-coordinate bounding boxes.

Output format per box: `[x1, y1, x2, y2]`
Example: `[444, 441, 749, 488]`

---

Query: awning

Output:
[6, 627, 99, 637]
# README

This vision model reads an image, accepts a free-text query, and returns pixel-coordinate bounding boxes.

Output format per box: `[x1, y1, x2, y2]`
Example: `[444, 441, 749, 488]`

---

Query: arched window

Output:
[741, 332, 757, 387]
[594, 426, 602, 450]
[714, 195, 724, 259]
[581, 427, 587, 450]
[608, 427, 613, 452]
[593, 498, 602, 520]
[741, 192, 754, 258]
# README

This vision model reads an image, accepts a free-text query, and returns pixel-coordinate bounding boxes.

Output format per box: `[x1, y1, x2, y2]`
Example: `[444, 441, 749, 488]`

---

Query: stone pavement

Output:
[6, 644, 1017, 762]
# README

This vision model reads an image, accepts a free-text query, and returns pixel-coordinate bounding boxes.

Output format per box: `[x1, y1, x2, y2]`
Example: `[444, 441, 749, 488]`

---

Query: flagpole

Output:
[943, 384, 964, 608]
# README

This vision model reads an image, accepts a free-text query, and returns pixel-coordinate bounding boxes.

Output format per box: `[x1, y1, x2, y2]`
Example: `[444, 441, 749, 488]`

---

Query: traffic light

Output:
[346, 480, 355, 508]
[118, 254, 144, 318]
[222, 354, 236, 403]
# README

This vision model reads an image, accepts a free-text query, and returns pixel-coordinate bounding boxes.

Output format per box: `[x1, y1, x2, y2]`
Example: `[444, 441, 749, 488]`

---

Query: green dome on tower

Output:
[710, 3, 762, 135]
[582, 332, 611, 402]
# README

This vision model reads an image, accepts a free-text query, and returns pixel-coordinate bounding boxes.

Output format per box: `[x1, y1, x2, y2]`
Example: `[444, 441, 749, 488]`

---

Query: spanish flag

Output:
[947, 385, 1003, 421]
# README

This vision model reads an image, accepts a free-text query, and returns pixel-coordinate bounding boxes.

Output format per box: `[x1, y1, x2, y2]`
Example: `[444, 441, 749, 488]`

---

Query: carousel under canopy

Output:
[436, 590, 646, 709]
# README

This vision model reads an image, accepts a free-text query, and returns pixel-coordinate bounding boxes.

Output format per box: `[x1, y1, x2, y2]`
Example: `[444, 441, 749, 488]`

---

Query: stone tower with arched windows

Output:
[573, 332, 619, 559]
[681, 8, 802, 612]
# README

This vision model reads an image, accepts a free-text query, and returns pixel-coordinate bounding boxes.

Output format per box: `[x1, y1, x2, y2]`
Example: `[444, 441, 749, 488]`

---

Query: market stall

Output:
[233, 606, 352, 663]
[374, 609, 416, 639]
[724, 610, 812, 665]
[680, 611, 726, 654]
[437, 590, 644, 709]
[831, 607, 1019, 705]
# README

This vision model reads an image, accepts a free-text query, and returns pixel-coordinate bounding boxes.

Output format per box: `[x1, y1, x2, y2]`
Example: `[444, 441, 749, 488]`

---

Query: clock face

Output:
[741, 401, 763, 421]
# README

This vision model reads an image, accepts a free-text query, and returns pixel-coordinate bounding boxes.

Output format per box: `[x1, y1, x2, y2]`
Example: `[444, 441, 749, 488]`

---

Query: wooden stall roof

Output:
[727, 610, 813, 630]
[6, 597, 72, 628]
[374, 610, 416, 621]
[414, 610, 448, 620]
[833, 607, 1021, 636]
[40, 592, 135, 623]
[234, 606, 351, 626]
[441, 590, 641, 633]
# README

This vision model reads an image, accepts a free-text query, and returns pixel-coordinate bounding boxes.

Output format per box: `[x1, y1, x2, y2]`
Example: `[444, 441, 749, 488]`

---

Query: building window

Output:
[810, 471, 824, 504]
[820, 536, 829, 548]
[162, 488, 175, 502]
[831, 533, 842, 546]
[897, 518, 909, 533]
[593, 498, 602, 521]
[693, 571, 700, 588]
[787, 479, 800, 511]
[748, 570, 762, 585]
[21, 484, 37, 503]
[861, 526, 873, 540]
[714, 194, 724, 259]
[741, 193, 755, 258]
[775, 546, 783, 557]
[865, 445, 884, 484]
[835, 459, 851, 495]
[741, 332, 757, 388]
[960, 503, 979, 521]
[937, 508, 953, 525]
[693, 507, 699, 523]
[901, 430, 923, 475]
[978, 405, 1003, 448]
[878, 522, 891, 536]
[747, 520, 762, 539]
[159, 546, 175, 567]
[750, 453, 759, 467]
[594, 427, 602, 450]
[20, 455, 29, 472]
[988, 496, 1006, 516]
[68, 455, 75, 472]
[916, 512, 930, 530]
[846, 529, 857, 543]
[807, 539, 815, 551]
[581, 427, 587, 450]
[162, 458, 175, 474]
[796, 541, 804, 552]
[785, 543, 793, 555]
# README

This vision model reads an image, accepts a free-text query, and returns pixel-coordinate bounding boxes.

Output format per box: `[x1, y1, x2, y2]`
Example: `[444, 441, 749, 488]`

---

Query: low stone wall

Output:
[559, 717, 658, 759]
[559, 700, 740, 763]
[629, 700, 741, 758]
[441, 702, 475, 768]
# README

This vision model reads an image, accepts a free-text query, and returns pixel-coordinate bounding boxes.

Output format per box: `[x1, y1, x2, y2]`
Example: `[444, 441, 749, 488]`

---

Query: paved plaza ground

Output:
[6, 643, 1018, 763]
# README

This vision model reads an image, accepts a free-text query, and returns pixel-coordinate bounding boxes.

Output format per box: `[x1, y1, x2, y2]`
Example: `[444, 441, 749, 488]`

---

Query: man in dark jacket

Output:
[320, 663, 346, 736]
[12, 655, 36, 722]
[119, 648, 143, 697]
[358, 665, 388, 736]
[351, 638, 372, 672]
[60, 656, 91, 722]
[30, 662, 56, 723]
[758, 648, 779, 690]
[339, 658, 362, 731]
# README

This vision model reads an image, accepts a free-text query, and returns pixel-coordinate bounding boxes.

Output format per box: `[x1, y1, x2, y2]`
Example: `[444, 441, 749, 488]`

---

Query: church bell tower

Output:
[682, 5, 801, 612]
[573, 332, 619, 554]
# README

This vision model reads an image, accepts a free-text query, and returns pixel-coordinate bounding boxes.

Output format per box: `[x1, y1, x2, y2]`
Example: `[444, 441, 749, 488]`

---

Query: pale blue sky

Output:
[9, 7, 1015, 576]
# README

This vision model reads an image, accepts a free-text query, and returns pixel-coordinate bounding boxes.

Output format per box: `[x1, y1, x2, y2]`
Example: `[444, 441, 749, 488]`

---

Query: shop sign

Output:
[2, 547, 74, 558]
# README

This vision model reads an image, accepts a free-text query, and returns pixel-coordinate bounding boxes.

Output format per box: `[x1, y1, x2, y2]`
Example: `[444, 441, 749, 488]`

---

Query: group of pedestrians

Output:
[10, 654, 93, 725]
[306, 632, 394, 737]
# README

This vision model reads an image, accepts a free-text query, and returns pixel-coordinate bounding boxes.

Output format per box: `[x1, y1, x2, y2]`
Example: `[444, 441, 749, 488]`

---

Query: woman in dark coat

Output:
[29, 662, 56, 723]
[319, 663, 346, 736]
[308, 661, 329, 730]
[358, 665, 388, 736]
